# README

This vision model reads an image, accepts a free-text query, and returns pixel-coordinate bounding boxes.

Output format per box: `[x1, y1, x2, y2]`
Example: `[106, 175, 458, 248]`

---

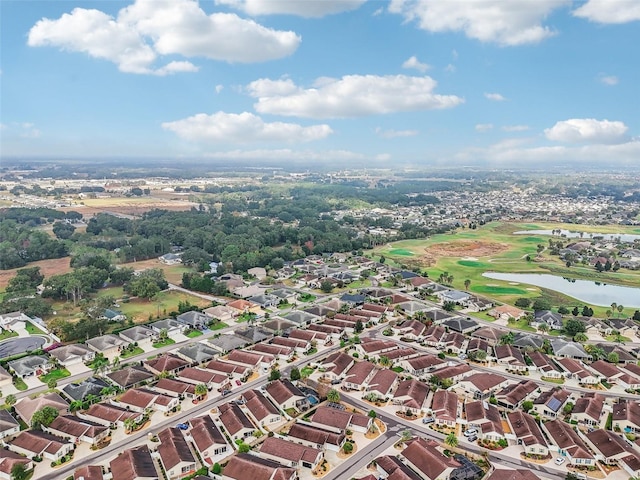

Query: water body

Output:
[0, 336, 46, 359]
[513, 229, 640, 243]
[482, 272, 640, 308]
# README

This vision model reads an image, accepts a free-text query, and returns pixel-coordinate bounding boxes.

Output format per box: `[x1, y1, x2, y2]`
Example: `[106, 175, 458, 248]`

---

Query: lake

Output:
[482, 272, 640, 308]
[513, 229, 640, 243]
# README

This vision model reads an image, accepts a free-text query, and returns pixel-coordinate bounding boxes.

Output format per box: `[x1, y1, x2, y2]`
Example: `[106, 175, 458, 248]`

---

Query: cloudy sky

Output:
[1, 0, 639, 165]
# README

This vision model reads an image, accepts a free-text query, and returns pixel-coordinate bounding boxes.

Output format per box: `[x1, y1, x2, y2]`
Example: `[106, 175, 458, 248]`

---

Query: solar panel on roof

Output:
[548, 398, 562, 412]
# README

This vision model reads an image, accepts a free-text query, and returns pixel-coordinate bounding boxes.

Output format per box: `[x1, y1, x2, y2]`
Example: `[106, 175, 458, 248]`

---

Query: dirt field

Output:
[0, 257, 72, 289]
[59, 195, 198, 218]
[419, 240, 509, 267]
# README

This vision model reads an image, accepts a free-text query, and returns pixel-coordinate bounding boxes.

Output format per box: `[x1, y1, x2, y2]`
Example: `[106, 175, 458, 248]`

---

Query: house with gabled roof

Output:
[119, 325, 157, 349]
[319, 351, 354, 381]
[465, 400, 505, 442]
[45, 415, 109, 446]
[242, 389, 283, 429]
[0, 410, 19, 441]
[250, 343, 294, 361]
[376, 455, 422, 480]
[221, 453, 296, 480]
[456, 373, 509, 400]
[583, 429, 640, 470]
[495, 380, 538, 410]
[527, 351, 563, 379]
[366, 369, 398, 400]
[265, 379, 308, 412]
[571, 393, 605, 428]
[188, 415, 230, 466]
[109, 445, 159, 480]
[86, 334, 129, 360]
[176, 342, 219, 365]
[205, 359, 249, 381]
[494, 345, 528, 372]
[284, 311, 317, 327]
[48, 344, 95, 367]
[150, 318, 188, 338]
[217, 402, 256, 443]
[532, 387, 571, 419]
[144, 354, 189, 376]
[258, 436, 323, 470]
[9, 430, 73, 462]
[471, 326, 503, 345]
[343, 361, 376, 391]
[106, 366, 154, 390]
[550, 339, 591, 360]
[512, 333, 544, 350]
[613, 400, 640, 434]
[609, 319, 638, 339]
[422, 325, 448, 348]
[393, 319, 426, 339]
[157, 427, 197, 480]
[589, 360, 625, 383]
[236, 326, 273, 345]
[597, 343, 637, 364]
[556, 357, 600, 385]
[79, 402, 142, 428]
[507, 410, 549, 457]
[311, 405, 372, 433]
[400, 353, 447, 377]
[443, 331, 466, 355]
[72, 465, 104, 480]
[532, 310, 563, 330]
[227, 350, 274, 373]
[432, 364, 473, 385]
[177, 368, 228, 391]
[113, 388, 179, 413]
[287, 422, 346, 452]
[176, 310, 209, 329]
[401, 437, 462, 480]
[431, 390, 459, 428]
[488, 305, 526, 322]
[8, 354, 53, 379]
[272, 336, 310, 355]
[465, 338, 492, 361]
[14, 392, 69, 425]
[153, 378, 196, 399]
[393, 379, 428, 414]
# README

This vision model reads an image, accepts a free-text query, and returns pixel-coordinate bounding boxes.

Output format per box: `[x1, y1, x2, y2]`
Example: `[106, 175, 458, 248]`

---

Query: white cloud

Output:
[484, 92, 506, 102]
[573, 0, 640, 24]
[389, 0, 568, 46]
[215, 0, 367, 18]
[598, 74, 619, 86]
[544, 118, 629, 144]
[162, 111, 332, 144]
[402, 55, 430, 72]
[215, 85, 224, 94]
[502, 125, 530, 132]
[27, 0, 300, 74]
[204, 148, 367, 161]
[475, 123, 494, 132]
[375, 127, 419, 138]
[444, 63, 456, 73]
[247, 74, 464, 119]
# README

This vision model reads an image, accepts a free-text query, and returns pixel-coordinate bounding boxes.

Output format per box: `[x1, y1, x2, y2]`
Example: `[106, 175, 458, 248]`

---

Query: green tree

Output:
[379, 356, 391, 368]
[320, 280, 334, 293]
[238, 443, 251, 453]
[10, 463, 29, 480]
[401, 429, 412, 442]
[47, 378, 57, 390]
[290, 367, 301, 382]
[500, 332, 514, 345]
[445, 432, 458, 448]
[368, 410, 377, 419]
[355, 319, 364, 333]
[464, 279, 471, 290]
[212, 463, 222, 475]
[563, 402, 574, 415]
[607, 352, 619, 364]
[574, 332, 588, 343]
[532, 298, 551, 311]
[342, 441, 354, 454]
[31, 406, 59, 429]
[195, 384, 208, 399]
[538, 323, 550, 334]
[268, 369, 281, 382]
[564, 318, 586, 337]
[5, 394, 16, 407]
[617, 304, 625, 318]
[327, 388, 341, 403]
[123, 417, 137, 433]
[522, 400, 534, 413]
[515, 298, 531, 308]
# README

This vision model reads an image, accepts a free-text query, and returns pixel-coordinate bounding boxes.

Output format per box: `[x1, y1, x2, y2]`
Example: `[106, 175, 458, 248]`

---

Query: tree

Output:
[355, 319, 364, 333]
[464, 279, 471, 290]
[5, 394, 16, 407]
[290, 367, 301, 381]
[515, 298, 531, 308]
[564, 318, 586, 337]
[52, 221, 75, 239]
[574, 332, 588, 343]
[500, 332, 514, 345]
[538, 323, 550, 334]
[532, 298, 551, 311]
[10, 463, 29, 480]
[401, 429, 412, 442]
[47, 378, 57, 390]
[445, 432, 458, 448]
[268, 369, 281, 382]
[617, 304, 625, 318]
[572, 306, 579, 316]
[607, 352, 620, 364]
[558, 306, 569, 315]
[31, 406, 59, 429]
[195, 383, 208, 399]
[522, 400, 534, 413]
[212, 463, 222, 475]
[91, 354, 110, 376]
[238, 442, 251, 453]
[442, 301, 456, 312]
[368, 410, 377, 419]
[379, 356, 391, 368]
[327, 388, 341, 403]
[563, 402, 574, 415]
[123, 417, 137, 433]
[320, 280, 334, 293]
[342, 441, 354, 454]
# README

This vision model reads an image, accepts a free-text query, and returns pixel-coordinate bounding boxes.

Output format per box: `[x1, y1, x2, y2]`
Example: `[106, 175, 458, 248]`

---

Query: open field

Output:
[59, 194, 199, 217]
[372, 221, 640, 315]
[119, 259, 194, 284]
[0, 257, 72, 290]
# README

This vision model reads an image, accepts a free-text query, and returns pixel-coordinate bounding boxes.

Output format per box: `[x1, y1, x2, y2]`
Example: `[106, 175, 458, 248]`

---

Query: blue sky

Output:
[1, 0, 639, 166]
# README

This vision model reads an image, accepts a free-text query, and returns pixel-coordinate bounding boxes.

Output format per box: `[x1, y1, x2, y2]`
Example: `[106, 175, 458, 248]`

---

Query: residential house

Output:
[153, 378, 197, 399]
[0, 311, 29, 331]
[465, 338, 492, 361]
[507, 411, 549, 457]
[258, 437, 323, 469]
[14, 392, 69, 425]
[471, 327, 503, 346]
[431, 390, 459, 428]
[236, 327, 273, 345]
[597, 344, 637, 364]
[265, 379, 308, 412]
[119, 326, 157, 349]
[393, 319, 426, 339]
[176, 311, 209, 330]
[159, 253, 181, 265]
[495, 380, 538, 410]
[443, 332, 466, 355]
[494, 345, 528, 372]
[86, 334, 129, 360]
[365, 369, 398, 400]
[144, 354, 189, 376]
[202, 306, 235, 324]
[613, 400, 640, 434]
[176, 342, 219, 365]
[106, 367, 154, 390]
[589, 360, 625, 384]
[208, 335, 249, 355]
[527, 351, 563, 379]
[288, 329, 329, 346]
[442, 317, 480, 334]
[272, 336, 310, 355]
[150, 318, 188, 338]
[79, 403, 142, 428]
[556, 358, 601, 385]
[609, 319, 638, 339]
[431, 364, 473, 385]
[437, 290, 471, 305]
[512, 333, 544, 350]
[284, 311, 317, 327]
[583, 429, 640, 472]
[188, 415, 230, 466]
[400, 354, 447, 377]
[227, 350, 273, 374]
[342, 361, 376, 391]
[62, 377, 110, 403]
[532, 310, 563, 330]
[242, 389, 283, 429]
[101, 309, 126, 322]
[484, 469, 540, 480]
[109, 445, 159, 480]
[220, 453, 296, 480]
[217, 402, 256, 443]
[9, 430, 73, 461]
[73, 466, 104, 480]
[465, 400, 505, 442]
[8, 354, 53, 379]
[583, 318, 613, 338]
[571, 393, 605, 428]
[488, 305, 526, 322]
[247, 294, 278, 309]
[0, 451, 32, 480]
[205, 360, 249, 381]
[310, 406, 372, 434]
[0, 410, 20, 441]
[114, 388, 179, 414]
[45, 415, 109, 446]
[226, 299, 261, 317]
[422, 325, 448, 348]
[177, 368, 228, 391]
[532, 387, 571, 419]
[376, 455, 422, 480]
[0, 366, 11, 390]
[401, 438, 462, 480]
[251, 343, 294, 362]
[550, 339, 591, 361]
[393, 379, 429, 414]
[157, 427, 197, 480]
[320, 352, 355, 381]
[456, 373, 509, 400]
[287, 422, 346, 452]
[48, 344, 95, 367]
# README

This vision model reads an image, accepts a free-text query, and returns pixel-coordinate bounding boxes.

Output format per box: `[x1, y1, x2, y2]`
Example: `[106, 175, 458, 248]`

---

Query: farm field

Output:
[0, 257, 72, 290]
[59, 193, 199, 217]
[372, 221, 640, 315]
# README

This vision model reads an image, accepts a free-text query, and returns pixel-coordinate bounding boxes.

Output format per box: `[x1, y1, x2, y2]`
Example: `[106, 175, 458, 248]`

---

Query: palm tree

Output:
[464, 279, 471, 291]
[326, 388, 341, 403]
[195, 383, 208, 400]
[538, 323, 549, 334]
[91, 354, 109, 376]
[10, 463, 28, 480]
[379, 356, 391, 368]
[445, 432, 458, 448]
[5, 394, 16, 407]
[69, 400, 83, 412]
[611, 302, 618, 315]
[123, 417, 137, 433]
[617, 304, 625, 318]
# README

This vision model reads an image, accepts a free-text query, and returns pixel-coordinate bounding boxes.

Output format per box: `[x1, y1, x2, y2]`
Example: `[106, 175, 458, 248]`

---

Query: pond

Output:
[513, 229, 640, 243]
[482, 272, 640, 308]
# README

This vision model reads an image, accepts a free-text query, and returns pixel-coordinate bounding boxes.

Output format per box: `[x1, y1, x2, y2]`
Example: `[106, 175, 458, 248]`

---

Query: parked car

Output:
[463, 428, 477, 437]
[422, 417, 435, 424]
[236, 380, 242, 386]
[554, 457, 566, 465]
[222, 390, 232, 396]
[176, 423, 189, 430]
[467, 435, 477, 442]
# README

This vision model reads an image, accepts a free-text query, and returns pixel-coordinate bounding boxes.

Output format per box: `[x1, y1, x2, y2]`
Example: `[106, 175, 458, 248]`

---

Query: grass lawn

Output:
[39, 368, 71, 383]
[0, 330, 18, 341]
[605, 334, 632, 342]
[209, 322, 228, 331]
[542, 377, 565, 384]
[391, 366, 405, 373]
[121, 346, 144, 358]
[13, 378, 28, 391]
[507, 319, 536, 332]
[117, 290, 210, 323]
[297, 294, 317, 303]
[186, 329, 203, 338]
[25, 322, 44, 335]
[301, 366, 315, 377]
[152, 338, 176, 348]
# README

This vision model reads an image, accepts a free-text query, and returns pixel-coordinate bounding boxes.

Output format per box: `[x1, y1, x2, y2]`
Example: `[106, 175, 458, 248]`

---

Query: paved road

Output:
[0, 336, 46, 358]
[39, 345, 340, 480]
